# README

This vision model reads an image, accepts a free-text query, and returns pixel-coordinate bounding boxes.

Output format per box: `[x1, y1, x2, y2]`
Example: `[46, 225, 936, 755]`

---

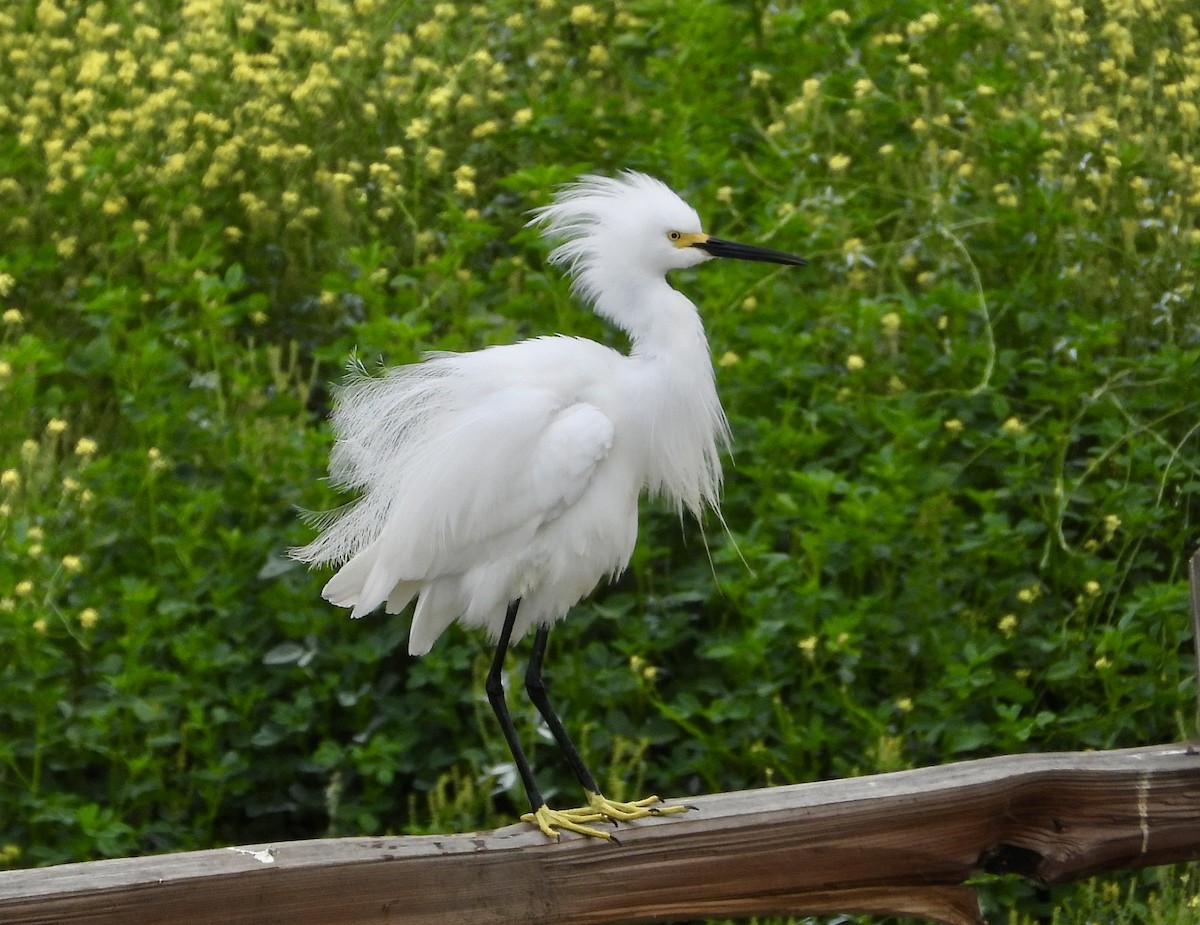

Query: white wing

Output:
[402, 399, 614, 654]
[293, 346, 617, 652]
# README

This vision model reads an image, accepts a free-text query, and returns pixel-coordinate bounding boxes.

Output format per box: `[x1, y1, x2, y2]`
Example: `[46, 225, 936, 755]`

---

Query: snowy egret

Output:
[293, 171, 805, 840]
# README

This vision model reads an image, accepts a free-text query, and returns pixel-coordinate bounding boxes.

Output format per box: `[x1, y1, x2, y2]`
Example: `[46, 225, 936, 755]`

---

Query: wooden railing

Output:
[2, 742, 1199, 925]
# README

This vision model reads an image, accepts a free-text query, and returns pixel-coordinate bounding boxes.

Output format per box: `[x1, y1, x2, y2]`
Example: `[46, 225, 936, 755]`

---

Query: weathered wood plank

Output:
[2, 743, 1198, 925]
[1190, 549, 1200, 716]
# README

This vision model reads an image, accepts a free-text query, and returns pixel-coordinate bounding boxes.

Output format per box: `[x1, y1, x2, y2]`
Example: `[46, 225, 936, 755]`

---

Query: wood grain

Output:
[1190, 549, 1200, 715]
[2, 743, 1199, 925]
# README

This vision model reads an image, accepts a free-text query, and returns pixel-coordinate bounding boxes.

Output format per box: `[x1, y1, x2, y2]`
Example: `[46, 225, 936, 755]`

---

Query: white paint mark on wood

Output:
[225, 846, 276, 865]
[1137, 773, 1151, 854]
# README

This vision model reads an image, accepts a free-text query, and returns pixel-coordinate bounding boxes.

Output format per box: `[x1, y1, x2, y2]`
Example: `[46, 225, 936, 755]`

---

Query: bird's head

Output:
[529, 171, 805, 313]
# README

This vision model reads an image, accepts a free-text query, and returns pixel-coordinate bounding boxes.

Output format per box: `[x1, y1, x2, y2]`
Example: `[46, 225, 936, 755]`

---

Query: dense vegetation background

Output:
[2, 0, 1198, 919]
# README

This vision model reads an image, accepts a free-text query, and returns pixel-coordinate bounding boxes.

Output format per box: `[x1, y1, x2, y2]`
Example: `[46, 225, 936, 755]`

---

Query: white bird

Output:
[293, 171, 805, 839]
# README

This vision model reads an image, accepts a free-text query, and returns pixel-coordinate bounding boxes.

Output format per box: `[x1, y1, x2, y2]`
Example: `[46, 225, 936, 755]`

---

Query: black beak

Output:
[694, 236, 807, 267]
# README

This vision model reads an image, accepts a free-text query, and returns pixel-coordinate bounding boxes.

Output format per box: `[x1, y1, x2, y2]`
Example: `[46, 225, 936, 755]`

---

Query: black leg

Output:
[525, 624, 601, 795]
[484, 599, 544, 813]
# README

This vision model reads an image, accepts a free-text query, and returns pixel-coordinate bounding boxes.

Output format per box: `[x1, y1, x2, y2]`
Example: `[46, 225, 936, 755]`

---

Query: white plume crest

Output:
[528, 171, 704, 314]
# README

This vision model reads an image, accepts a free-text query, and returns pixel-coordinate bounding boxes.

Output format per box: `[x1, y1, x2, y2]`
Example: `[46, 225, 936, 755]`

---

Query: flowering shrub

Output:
[1, 0, 1197, 915]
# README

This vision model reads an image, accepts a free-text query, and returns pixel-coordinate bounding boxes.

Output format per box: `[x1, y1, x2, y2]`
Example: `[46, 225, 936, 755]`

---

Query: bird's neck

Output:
[592, 274, 707, 359]
[596, 275, 729, 518]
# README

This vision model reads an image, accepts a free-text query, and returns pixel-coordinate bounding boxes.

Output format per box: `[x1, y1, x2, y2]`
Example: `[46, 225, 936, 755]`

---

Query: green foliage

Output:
[1, 0, 1197, 921]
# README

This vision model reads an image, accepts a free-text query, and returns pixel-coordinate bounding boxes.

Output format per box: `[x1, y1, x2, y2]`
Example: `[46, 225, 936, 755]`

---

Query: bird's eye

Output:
[667, 231, 681, 241]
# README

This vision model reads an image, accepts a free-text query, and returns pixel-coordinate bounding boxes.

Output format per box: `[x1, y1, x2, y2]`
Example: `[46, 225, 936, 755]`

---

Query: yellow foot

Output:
[521, 803, 614, 840]
[581, 790, 691, 822]
[521, 792, 693, 840]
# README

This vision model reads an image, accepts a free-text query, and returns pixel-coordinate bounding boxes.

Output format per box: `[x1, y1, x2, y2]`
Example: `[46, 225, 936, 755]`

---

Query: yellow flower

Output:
[718, 351, 740, 367]
[971, 3, 1003, 28]
[426, 85, 452, 112]
[1, 469, 19, 490]
[1001, 416, 1026, 436]
[512, 107, 533, 127]
[750, 68, 772, 89]
[569, 3, 601, 26]
[405, 117, 430, 141]
[846, 354, 866, 371]
[15, 580, 33, 596]
[943, 418, 964, 434]
[79, 608, 99, 629]
[828, 153, 851, 173]
[1084, 580, 1102, 597]
[36, 0, 67, 28]
[454, 165, 477, 197]
[471, 120, 499, 139]
[62, 555, 83, 572]
[75, 437, 99, 456]
[46, 418, 68, 435]
[827, 9, 850, 26]
[0, 360, 11, 378]
[998, 614, 1018, 638]
[797, 636, 819, 658]
[2, 308, 23, 325]
[896, 696, 914, 713]
[0, 273, 14, 297]
[414, 19, 443, 43]
[33, 618, 47, 634]
[880, 311, 901, 333]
